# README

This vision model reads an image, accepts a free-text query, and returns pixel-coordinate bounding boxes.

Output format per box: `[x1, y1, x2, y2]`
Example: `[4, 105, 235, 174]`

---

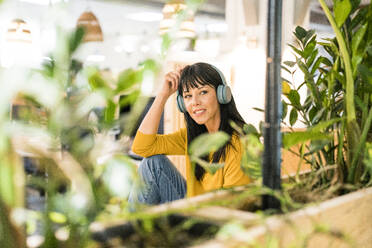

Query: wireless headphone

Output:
[176, 65, 232, 113]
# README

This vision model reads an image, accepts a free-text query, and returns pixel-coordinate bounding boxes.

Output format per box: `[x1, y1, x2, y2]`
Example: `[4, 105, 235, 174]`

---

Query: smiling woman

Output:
[182, 84, 221, 131]
[129, 62, 251, 208]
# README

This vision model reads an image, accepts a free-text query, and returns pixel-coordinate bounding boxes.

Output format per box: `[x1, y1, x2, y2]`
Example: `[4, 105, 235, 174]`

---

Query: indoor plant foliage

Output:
[0, 1, 210, 247]
[282, 0, 372, 190]
[0, 24, 145, 247]
[0, 10, 164, 248]
[187, 1, 372, 245]
[95, 0, 372, 246]
[1, 0, 370, 247]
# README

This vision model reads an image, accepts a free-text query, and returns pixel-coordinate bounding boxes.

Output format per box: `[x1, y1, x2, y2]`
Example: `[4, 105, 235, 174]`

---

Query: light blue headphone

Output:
[176, 65, 232, 113]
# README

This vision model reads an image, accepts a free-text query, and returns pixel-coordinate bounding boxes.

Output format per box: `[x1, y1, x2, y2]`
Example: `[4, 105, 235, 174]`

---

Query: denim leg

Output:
[128, 155, 186, 206]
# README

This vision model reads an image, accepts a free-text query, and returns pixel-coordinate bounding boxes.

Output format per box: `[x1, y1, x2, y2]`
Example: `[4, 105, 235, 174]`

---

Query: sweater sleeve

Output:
[222, 135, 251, 188]
[131, 128, 186, 157]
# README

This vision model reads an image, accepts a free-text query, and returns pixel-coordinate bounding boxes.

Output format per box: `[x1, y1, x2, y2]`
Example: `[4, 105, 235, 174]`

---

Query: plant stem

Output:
[318, 0, 356, 123]
[349, 106, 372, 182]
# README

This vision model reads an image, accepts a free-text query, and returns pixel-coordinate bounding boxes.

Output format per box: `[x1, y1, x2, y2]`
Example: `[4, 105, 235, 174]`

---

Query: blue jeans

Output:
[128, 155, 187, 207]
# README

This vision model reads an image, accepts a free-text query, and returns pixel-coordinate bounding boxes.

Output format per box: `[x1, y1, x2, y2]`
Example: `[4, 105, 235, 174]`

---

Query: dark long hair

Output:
[178, 62, 246, 181]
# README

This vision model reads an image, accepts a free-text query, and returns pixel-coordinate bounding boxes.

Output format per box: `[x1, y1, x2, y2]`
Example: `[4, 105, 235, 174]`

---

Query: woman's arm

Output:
[138, 71, 180, 134]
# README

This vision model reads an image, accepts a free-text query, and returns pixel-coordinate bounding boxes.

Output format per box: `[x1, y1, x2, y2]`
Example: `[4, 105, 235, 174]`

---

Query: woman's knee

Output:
[138, 155, 169, 176]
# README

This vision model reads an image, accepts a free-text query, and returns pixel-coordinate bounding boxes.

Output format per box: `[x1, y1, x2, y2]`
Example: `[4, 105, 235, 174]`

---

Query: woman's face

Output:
[183, 83, 221, 133]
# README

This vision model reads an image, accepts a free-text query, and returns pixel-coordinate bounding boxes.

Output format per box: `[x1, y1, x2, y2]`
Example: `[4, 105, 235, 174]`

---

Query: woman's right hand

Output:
[159, 71, 181, 99]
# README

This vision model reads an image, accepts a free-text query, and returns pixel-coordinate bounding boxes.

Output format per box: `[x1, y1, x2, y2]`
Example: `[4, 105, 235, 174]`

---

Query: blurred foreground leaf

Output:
[189, 131, 229, 158]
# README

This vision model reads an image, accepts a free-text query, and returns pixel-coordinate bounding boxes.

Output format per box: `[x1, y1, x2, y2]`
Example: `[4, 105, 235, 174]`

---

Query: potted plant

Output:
[89, 0, 372, 247]
[0, 1, 210, 247]
[193, 0, 372, 246]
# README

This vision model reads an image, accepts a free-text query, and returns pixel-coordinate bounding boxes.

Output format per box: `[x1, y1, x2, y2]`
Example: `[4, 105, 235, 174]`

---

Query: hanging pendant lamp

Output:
[159, 0, 195, 38]
[6, 18, 32, 43]
[76, 11, 103, 42]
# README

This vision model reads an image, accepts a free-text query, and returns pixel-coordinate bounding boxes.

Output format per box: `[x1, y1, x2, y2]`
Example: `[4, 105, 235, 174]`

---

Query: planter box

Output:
[91, 186, 372, 247]
[194, 187, 372, 248]
[90, 187, 258, 247]
[90, 173, 318, 247]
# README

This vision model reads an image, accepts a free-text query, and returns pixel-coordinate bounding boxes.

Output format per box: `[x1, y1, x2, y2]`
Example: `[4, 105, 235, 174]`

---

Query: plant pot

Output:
[89, 187, 258, 247]
[193, 186, 372, 248]
[89, 172, 316, 247]
[90, 186, 372, 247]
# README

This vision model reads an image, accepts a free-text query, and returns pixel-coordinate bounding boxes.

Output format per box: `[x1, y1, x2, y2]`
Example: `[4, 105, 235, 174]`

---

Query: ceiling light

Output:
[159, 0, 196, 38]
[76, 11, 103, 42]
[6, 18, 32, 43]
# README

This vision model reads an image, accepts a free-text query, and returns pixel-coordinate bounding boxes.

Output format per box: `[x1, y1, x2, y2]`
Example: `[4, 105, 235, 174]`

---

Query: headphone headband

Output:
[210, 64, 227, 86]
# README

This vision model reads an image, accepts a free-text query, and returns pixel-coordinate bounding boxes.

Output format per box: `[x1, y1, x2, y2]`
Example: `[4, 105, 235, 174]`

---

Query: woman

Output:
[129, 62, 250, 206]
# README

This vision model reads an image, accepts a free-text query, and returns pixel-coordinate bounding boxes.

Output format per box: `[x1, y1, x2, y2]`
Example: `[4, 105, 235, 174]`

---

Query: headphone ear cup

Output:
[217, 85, 232, 104]
[176, 94, 186, 113]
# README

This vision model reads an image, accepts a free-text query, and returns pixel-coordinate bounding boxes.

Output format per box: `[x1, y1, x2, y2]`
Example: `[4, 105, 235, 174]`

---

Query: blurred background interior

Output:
[0, 0, 339, 129]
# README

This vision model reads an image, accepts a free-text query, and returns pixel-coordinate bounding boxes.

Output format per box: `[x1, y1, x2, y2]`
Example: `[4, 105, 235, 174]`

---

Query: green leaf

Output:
[253, 107, 264, 112]
[243, 124, 260, 136]
[41, 55, 55, 77]
[104, 100, 116, 124]
[352, 23, 368, 56]
[49, 212, 67, 224]
[294, 26, 307, 41]
[69, 26, 85, 55]
[88, 71, 107, 90]
[303, 36, 316, 58]
[334, 0, 352, 28]
[309, 106, 318, 123]
[350, 0, 362, 14]
[297, 59, 310, 77]
[306, 48, 318, 68]
[283, 61, 296, 67]
[192, 157, 224, 175]
[321, 38, 340, 58]
[296, 59, 322, 104]
[305, 140, 334, 156]
[282, 101, 288, 120]
[352, 52, 364, 75]
[287, 90, 301, 109]
[240, 134, 263, 179]
[116, 68, 142, 93]
[288, 44, 303, 57]
[303, 29, 316, 46]
[161, 33, 172, 56]
[309, 118, 342, 132]
[311, 107, 326, 124]
[142, 59, 159, 72]
[283, 131, 332, 149]
[321, 56, 333, 67]
[188, 132, 229, 158]
[368, 46, 372, 57]
[70, 59, 83, 76]
[358, 64, 372, 86]
[289, 108, 298, 126]
[119, 90, 140, 109]
[310, 56, 324, 75]
[355, 95, 367, 113]
[351, 6, 367, 29]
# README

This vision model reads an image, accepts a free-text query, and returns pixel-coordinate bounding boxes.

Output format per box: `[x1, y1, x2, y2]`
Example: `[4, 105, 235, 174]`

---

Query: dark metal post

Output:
[262, 0, 282, 210]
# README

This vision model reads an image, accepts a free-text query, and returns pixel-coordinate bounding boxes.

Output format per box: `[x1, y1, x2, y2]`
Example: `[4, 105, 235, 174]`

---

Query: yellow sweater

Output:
[132, 128, 251, 197]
